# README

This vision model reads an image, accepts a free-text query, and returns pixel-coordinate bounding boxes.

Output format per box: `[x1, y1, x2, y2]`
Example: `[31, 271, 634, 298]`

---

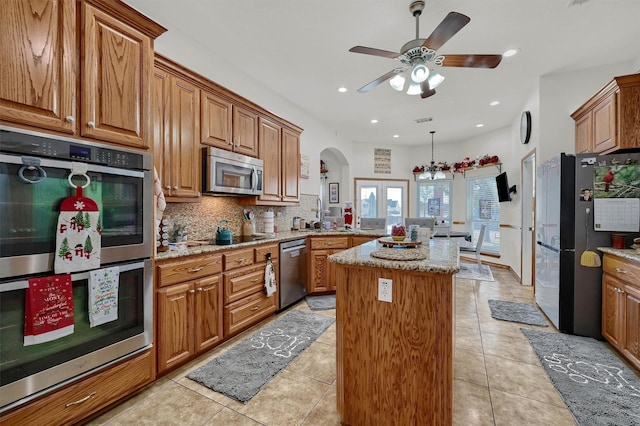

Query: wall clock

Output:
[520, 111, 532, 144]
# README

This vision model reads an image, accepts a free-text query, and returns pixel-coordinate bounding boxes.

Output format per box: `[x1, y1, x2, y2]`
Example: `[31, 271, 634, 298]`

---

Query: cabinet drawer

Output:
[603, 255, 640, 285]
[224, 291, 277, 337]
[224, 248, 255, 271]
[310, 237, 349, 250]
[224, 264, 266, 304]
[255, 243, 279, 262]
[157, 254, 222, 287]
[0, 351, 152, 426]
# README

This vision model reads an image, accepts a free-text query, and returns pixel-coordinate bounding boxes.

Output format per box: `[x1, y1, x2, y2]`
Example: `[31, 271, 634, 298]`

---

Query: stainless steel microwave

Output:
[203, 147, 263, 196]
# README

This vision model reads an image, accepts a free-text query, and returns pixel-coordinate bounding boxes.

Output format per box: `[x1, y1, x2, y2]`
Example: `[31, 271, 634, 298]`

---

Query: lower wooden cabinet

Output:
[156, 275, 223, 373]
[308, 236, 350, 294]
[0, 350, 153, 426]
[602, 253, 640, 371]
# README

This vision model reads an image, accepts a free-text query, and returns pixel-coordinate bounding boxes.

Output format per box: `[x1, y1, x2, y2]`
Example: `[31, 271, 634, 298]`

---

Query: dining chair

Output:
[360, 218, 386, 230]
[460, 224, 486, 267]
[404, 217, 435, 231]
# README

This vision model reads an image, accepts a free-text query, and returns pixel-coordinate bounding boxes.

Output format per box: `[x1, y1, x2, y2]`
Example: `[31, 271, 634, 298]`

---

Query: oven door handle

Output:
[0, 153, 144, 179]
[0, 260, 147, 291]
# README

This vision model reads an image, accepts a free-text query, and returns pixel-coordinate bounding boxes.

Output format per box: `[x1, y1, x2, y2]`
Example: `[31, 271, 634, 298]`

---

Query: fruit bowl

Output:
[391, 235, 406, 241]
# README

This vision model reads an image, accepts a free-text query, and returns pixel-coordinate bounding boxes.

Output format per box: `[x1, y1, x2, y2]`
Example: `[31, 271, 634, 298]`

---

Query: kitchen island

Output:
[328, 239, 460, 426]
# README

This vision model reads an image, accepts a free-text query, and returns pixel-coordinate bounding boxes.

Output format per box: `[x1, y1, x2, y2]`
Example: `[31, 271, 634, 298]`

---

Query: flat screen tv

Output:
[496, 172, 513, 202]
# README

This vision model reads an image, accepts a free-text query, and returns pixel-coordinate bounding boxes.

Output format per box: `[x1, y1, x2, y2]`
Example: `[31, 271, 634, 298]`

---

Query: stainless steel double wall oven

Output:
[0, 127, 154, 411]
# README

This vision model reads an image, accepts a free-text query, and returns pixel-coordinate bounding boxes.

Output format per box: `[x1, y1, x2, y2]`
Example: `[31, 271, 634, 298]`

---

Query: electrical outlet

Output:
[378, 278, 392, 303]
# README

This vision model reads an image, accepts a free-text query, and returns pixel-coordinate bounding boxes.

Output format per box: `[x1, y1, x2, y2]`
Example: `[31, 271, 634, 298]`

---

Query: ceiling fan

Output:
[349, 0, 503, 99]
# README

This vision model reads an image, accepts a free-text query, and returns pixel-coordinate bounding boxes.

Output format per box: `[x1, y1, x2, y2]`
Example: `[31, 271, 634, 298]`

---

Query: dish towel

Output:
[24, 274, 75, 346]
[264, 260, 276, 297]
[89, 266, 120, 327]
[153, 167, 166, 249]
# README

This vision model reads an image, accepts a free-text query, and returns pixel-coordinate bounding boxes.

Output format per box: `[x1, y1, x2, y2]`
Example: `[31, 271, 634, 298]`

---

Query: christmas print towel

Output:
[89, 266, 120, 327]
[24, 274, 75, 346]
[264, 261, 276, 297]
[55, 185, 101, 274]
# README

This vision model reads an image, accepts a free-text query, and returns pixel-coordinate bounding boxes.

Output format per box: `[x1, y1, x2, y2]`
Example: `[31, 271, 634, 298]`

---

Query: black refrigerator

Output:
[535, 152, 640, 338]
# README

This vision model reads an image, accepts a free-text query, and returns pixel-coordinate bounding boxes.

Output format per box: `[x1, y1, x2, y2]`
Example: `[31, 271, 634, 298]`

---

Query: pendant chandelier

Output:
[418, 131, 446, 180]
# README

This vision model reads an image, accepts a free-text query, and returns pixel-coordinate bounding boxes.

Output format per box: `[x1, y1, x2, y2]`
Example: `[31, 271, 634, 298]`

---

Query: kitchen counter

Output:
[330, 238, 458, 425]
[328, 238, 460, 274]
[597, 247, 640, 263]
[155, 229, 387, 260]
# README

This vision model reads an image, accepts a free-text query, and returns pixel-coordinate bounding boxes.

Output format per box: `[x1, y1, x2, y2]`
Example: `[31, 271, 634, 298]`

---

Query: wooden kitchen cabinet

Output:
[0, 350, 153, 426]
[602, 253, 640, 371]
[308, 236, 350, 294]
[153, 56, 201, 201]
[222, 243, 279, 337]
[156, 254, 223, 374]
[201, 90, 259, 157]
[0, 0, 165, 149]
[351, 235, 379, 246]
[571, 73, 640, 154]
[239, 118, 301, 206]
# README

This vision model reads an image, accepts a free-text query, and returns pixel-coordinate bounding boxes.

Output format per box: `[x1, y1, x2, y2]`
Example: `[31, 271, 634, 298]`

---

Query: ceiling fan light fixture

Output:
[389, 74, 406, 91]
[410, 64, 429, 83]
[427, 71, 445, 90]
[407, 82, 422, 95]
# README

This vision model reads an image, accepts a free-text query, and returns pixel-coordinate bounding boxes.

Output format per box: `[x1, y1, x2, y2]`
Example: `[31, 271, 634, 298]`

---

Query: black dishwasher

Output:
[279, 239, 307, 310]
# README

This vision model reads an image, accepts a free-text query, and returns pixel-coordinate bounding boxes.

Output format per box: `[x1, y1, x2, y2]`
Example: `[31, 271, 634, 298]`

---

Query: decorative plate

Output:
[378, 237, 423, 248]
[370, 248, 427, 261]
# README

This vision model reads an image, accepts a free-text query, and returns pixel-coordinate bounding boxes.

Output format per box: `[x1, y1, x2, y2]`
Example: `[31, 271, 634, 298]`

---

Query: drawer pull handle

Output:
[65, 391, 96, 407]
[235, 258, 247, 262]
[251, 278, 261, 283]
[251, 306, 260, 311]
[615, 267, 627, 274]
[187, 267, 203, 273]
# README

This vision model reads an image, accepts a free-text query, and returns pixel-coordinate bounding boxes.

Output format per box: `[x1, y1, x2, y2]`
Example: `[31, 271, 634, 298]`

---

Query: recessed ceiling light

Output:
[371, 119, 378, 124]
[393, 134, 399, 138]
[503, 48, 520, 57]
[489, 101, 500, 106]
[338, 87, 347, 93]
[476, 123, 484, 128]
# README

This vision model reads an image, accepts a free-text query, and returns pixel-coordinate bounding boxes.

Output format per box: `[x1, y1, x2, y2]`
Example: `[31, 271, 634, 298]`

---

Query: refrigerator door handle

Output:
[537, 241, 561, 253]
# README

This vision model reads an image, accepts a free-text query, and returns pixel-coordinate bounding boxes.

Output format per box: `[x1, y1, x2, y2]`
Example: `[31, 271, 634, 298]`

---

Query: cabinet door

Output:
[622, 284, 640, 368]
[259, 117, 283, 202]
[201, 90, 233, 148]
[194, 275, 223, 353]
[169, 75, 200, 199]
[592, 94, 616, 153]
[602, 274, 624, 347]
[309, 249, 341, 294]
[281, 128, 300, 203]
[81, 2, 152, 148]
[233, 105, 259, 157]
[157, 282, 194, 373]
[574, 113, 592, 154]
[0, 0, 76, 134]
[152, 67, 171, 197]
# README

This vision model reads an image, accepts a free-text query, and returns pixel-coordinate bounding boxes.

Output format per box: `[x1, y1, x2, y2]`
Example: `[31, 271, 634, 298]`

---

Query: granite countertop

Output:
[327, 239, 460, 274]
[155, 229, 387, 261]
[597, 247, 640, 263]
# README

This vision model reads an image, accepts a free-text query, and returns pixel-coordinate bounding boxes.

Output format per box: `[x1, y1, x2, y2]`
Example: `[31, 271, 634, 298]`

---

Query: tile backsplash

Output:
[162, 194, 320, 241]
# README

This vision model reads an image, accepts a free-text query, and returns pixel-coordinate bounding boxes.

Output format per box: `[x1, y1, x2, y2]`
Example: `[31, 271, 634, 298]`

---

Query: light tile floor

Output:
[88, 267, 581, 426]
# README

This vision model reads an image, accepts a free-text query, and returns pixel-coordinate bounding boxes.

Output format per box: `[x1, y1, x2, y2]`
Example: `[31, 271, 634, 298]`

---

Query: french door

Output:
[355, 178, 409, 232]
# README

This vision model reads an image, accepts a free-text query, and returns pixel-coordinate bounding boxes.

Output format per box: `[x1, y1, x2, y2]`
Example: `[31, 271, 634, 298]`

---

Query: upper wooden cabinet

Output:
[153, 58, 201, 201]
[572, 73, 640, 154]
[239, 118, 301, 206]
[201, 91, 259, 157]
[0, 0, 166, 149]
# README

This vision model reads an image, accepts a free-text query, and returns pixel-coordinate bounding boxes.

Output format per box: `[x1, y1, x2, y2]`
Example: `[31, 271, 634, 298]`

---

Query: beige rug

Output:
[455, 263, 494, 281]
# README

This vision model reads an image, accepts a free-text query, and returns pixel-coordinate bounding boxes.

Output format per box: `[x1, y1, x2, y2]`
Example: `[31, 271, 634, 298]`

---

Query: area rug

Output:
[522, 328, 640, 425]
[455, 262, 494, 281]
[488, 299, 548, 327]
[305, 294, 336, 310]
[187, 310, 334, 404]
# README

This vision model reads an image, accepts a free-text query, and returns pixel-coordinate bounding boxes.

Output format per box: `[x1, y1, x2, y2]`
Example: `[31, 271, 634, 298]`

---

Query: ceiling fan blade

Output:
[349, 46, 401, 59]
[422, 12, 470, 51]
[440, 54, 502, 68]
[357, 70, 398, 93]
[420, 81, 436, 99]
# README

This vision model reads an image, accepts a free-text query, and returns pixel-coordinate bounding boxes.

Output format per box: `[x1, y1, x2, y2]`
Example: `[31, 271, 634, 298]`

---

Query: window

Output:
[466, 176, 500, 254]
[416, 179, 452, 225]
